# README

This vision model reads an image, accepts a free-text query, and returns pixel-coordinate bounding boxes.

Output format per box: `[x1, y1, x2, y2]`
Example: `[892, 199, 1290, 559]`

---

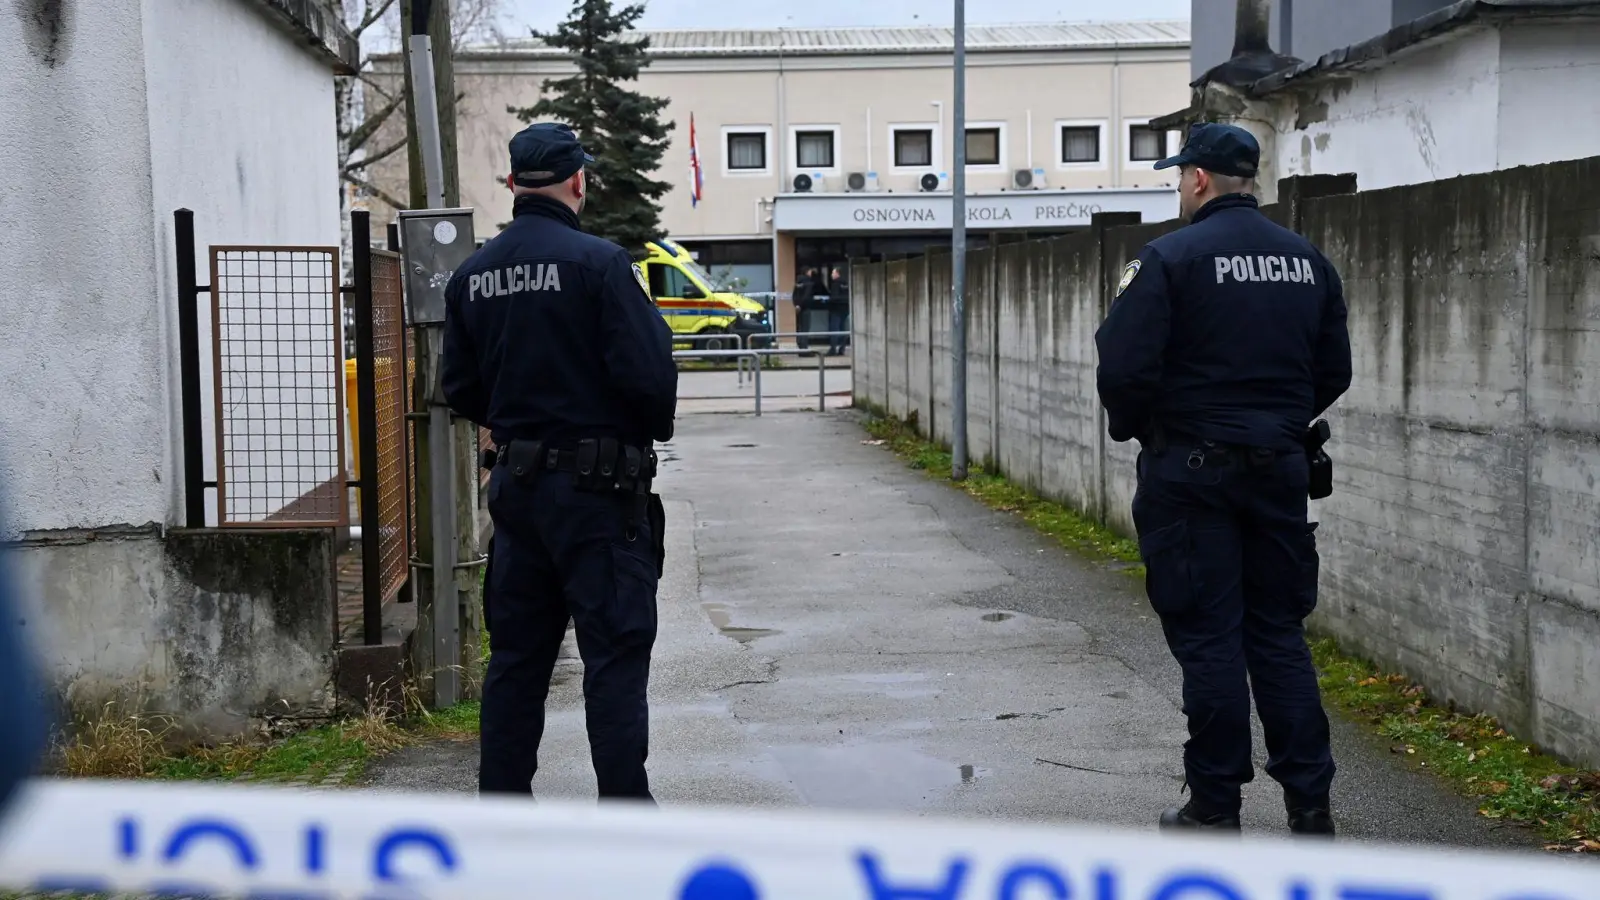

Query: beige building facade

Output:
[377, 22, 1190, 326]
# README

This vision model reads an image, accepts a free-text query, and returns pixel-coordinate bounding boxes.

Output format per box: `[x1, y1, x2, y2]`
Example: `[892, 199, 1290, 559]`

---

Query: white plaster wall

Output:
[1273, 29, 1503, 192]
[0, 1, 168, 538]
[1496, 23, 1600, 171]
[142, 0, 345, 525]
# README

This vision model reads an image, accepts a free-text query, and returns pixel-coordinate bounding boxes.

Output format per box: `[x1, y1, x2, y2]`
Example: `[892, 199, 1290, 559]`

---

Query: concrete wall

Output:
[0, 0, 347, 733]
[1268, 21, 1600, 195]
[145, 0, 345, 527]
[854, 160, 1600, 766]
[0, 0, 168, 538]
[9, 528, 339, 736]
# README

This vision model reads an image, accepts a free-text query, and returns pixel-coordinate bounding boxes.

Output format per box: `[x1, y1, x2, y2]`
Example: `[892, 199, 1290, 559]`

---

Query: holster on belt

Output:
[1303, 419, 1334, 500]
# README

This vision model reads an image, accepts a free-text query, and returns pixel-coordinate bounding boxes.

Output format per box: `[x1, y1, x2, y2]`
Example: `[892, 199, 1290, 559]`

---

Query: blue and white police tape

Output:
[0, 778, 1592, 899]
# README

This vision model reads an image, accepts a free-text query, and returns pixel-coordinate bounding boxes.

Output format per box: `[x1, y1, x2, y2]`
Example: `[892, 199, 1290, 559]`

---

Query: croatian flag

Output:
[688, 113, 704, 208]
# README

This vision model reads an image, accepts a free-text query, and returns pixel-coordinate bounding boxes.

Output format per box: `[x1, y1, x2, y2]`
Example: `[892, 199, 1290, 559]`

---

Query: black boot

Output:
[1158, 800, 1241, 832]
[1287, 807, 1336, 837]
[1286, 794, 1336, 837]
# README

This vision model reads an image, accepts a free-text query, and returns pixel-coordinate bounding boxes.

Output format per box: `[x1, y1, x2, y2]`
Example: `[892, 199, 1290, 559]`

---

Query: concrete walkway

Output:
[364, 409, 1539, 849]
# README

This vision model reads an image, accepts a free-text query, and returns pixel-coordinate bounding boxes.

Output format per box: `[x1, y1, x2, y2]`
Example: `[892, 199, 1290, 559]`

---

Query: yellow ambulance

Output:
[639, 239, 769, 346]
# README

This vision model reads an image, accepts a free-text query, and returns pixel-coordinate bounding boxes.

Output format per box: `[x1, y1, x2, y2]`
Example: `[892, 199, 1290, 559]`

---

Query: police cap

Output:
[509, 122, 595, 188]
[1153, 122, 1260, 179]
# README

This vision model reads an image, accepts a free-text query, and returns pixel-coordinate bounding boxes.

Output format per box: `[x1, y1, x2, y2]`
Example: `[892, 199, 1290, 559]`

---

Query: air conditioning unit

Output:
[793, 172, 830, 193]
[918, 172, 950, 193]
[1013, 168, 1049, 190]
[846, 171, 880, 192]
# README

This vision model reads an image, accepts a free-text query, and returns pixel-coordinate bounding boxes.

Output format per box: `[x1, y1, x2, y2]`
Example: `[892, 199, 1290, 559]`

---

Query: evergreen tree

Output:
[509, 0, 673, 250]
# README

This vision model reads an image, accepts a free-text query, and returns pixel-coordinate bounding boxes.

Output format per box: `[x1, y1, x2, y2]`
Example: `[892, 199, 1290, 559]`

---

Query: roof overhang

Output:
[244, 0, 360, 75]
[1247, 0, 1600, 96]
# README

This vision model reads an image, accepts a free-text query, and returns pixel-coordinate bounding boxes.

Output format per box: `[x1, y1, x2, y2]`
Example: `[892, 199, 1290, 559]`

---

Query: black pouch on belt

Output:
[598, 437, 620, 489]
[505, 440, 545, 483]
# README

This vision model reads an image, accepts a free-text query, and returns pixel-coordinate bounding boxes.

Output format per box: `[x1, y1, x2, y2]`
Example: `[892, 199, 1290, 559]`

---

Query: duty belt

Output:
[1148, 423, 1288, 470]
[492, 438, 657, 489]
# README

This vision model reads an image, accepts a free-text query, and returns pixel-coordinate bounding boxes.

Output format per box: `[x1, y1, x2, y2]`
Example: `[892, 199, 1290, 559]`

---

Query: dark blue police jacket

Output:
[1095, 194, 1352, 453]
[442, 195, 678, 447]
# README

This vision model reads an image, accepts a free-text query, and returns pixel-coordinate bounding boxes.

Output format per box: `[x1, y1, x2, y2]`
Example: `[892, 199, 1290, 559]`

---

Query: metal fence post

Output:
[951, 0, 970, 480]
[817, 351, 826, 411]
[351, 211, 384, 646]
[174, 209, 207, 528]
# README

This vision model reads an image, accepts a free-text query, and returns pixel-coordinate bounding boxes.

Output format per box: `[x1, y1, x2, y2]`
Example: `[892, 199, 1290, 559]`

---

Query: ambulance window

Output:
[647, 264, 668, 298]
[662, 265, 695, 298]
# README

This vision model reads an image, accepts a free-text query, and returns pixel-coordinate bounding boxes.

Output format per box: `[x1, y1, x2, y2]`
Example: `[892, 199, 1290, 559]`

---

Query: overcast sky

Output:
[496, 0, 1190, 33]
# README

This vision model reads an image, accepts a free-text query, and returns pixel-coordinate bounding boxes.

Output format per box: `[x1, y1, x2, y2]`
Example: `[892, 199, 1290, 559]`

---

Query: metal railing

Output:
[674, 350, 762, 415]
[745, 330, 850, 349]
[673, 347, 837, 414]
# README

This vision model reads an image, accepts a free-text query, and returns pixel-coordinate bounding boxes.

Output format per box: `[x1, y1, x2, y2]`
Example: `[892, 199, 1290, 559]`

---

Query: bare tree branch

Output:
[353, 0, 398, 38]
[346, 136, 409, 174]
[345, 91, 406, 153]
[343, 172, 410, 211]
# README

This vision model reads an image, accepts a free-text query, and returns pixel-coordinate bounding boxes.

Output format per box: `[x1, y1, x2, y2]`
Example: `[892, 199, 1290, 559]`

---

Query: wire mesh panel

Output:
[211, 247, 348, 527]
[371, 250, 410, 602]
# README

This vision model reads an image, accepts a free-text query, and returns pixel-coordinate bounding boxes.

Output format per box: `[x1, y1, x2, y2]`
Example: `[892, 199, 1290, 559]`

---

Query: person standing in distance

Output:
[1094, 123, 1352, 835]
[442, 122, 677, 802]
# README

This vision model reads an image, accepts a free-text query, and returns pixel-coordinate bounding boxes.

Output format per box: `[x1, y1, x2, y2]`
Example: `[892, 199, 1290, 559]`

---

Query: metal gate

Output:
[173, 209, 415, 648]
[350, 212, 414, 645]
[209, 246, 349, 528]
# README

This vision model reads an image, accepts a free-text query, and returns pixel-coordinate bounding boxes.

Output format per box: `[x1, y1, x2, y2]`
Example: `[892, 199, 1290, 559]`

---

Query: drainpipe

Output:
[1026, 109, 1033, 170]
[1111, 57, 1123, 187]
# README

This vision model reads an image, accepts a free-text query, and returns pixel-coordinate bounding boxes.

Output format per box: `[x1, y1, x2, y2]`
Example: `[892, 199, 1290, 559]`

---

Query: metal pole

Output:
[174, 209, 207, 528]
[951, 0, 970, 480]
[351, 211, 384, 646]
[427, 331, 461, 705]
[753, 353, 762, 417]
[818, 351, 826, 411]
[407, 1, 447, 210]
[410, 0, 458, 705]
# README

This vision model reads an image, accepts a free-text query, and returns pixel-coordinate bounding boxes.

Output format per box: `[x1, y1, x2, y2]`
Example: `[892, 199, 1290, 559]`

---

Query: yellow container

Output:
[345, 358, 361, 489]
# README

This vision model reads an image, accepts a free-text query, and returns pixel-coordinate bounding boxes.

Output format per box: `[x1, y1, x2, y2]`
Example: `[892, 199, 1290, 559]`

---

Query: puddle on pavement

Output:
[702, 602, 781, 643]
[726, 443, 758, 448]
[981, 612, 1015, 622]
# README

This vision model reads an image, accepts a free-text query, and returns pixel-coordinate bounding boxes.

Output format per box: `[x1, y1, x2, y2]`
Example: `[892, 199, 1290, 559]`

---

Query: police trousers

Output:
[479, 464, 658, 801]
[1132, 441, 1335, 815]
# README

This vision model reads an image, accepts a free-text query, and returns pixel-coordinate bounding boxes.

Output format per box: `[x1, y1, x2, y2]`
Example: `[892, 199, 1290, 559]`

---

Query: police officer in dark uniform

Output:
[1094, 123, 1352, 835]
[442, 122, 677, 802]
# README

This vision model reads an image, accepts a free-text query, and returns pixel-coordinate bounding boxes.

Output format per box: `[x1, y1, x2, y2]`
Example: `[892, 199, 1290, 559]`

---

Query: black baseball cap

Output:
[1153, 122, 1260, 178]
[509, 122, 595, 188]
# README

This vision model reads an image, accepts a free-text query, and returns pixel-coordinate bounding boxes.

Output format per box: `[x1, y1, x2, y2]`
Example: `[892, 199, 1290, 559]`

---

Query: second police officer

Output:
[442, 122, 677, 802]
[1094, 123, 1352, 835]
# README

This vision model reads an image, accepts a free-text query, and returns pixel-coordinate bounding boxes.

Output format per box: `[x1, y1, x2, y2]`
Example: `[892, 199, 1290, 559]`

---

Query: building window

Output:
[1060, 126, 1100, 164]
[894, 128, 934, 168]
[965, 127, 1001, 167]
[1129, 123, 1169, 162]
[726, 131, 768, 171]
[796, 130, 836, 169]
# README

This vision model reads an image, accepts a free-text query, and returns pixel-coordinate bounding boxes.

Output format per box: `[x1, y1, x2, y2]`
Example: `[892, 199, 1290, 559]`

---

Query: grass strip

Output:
[862, 413, 1142, 572]
[862, 412, 1600, 852]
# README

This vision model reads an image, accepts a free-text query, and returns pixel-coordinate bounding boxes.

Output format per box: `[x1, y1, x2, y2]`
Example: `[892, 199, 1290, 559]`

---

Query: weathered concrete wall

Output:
[855, 161, 1600, 766]
[6, 528, 338, 737]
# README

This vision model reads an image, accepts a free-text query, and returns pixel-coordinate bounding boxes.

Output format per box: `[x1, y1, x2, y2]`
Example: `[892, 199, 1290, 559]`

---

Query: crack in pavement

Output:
[1035, 757, 1183, 781]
